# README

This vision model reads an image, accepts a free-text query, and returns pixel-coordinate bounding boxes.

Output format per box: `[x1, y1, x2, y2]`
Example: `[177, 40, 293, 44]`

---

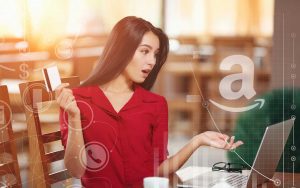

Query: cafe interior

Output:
[0, 0, 299, 187]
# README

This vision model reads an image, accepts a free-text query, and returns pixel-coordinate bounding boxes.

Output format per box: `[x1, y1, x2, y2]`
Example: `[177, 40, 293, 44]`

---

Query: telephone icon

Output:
[88, 149, 102, 164]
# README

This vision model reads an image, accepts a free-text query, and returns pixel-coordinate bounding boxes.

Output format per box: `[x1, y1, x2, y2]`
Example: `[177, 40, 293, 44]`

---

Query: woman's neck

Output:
[100, 74, 134, 93]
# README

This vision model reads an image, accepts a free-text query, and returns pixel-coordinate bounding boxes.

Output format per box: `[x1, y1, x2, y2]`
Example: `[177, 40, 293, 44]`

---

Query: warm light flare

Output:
[0, 0, 24, 38]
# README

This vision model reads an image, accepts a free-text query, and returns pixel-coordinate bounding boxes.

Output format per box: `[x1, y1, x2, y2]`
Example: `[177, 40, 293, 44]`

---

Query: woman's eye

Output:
[141, 49, 149, 54]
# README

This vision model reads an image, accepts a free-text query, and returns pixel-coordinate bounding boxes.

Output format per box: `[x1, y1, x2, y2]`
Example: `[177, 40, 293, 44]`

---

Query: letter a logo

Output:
[209, 55, 265, 112]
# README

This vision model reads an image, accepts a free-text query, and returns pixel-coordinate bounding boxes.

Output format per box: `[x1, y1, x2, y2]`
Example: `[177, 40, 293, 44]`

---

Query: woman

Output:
[56, 16, 243, 188]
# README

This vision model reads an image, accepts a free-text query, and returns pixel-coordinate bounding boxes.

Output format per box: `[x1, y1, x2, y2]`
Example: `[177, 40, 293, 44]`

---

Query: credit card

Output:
[42, 66, 62, 92]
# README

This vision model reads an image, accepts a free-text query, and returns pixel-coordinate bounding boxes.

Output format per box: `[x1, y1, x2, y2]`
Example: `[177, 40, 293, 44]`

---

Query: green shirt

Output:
[227, 88, 300, 172]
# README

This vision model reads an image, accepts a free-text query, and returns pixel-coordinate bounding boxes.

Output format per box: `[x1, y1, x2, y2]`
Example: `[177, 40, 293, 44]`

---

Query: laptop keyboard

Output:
[209, 173, 248, 188]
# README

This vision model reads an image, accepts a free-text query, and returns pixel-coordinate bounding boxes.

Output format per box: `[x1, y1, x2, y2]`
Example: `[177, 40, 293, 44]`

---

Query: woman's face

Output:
[123, 31, 160, 83]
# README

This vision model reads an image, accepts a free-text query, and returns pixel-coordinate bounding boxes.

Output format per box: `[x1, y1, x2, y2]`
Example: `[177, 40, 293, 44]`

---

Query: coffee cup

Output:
[143, 177, 169, 188]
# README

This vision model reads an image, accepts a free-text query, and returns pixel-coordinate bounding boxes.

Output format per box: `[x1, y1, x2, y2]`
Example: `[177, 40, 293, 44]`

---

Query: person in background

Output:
[228, 88, 299, 173]
[56, 16, 244, 188]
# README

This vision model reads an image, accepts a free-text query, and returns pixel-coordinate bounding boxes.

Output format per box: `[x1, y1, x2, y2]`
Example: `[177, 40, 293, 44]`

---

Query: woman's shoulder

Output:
[137, 85, 167, 104]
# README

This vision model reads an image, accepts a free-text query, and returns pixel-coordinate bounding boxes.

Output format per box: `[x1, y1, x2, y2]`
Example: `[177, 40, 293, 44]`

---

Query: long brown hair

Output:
[81, 16, 169, 90]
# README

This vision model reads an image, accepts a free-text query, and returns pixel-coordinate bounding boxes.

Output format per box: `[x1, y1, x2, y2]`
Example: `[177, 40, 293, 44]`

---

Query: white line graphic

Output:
[209, 99, 265, 112]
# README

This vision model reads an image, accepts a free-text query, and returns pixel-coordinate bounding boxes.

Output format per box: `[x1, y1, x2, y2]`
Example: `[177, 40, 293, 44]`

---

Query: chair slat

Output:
[44, 150, 65, 163]
[49, 169, 71, 184]
[42, 131, 61, 143]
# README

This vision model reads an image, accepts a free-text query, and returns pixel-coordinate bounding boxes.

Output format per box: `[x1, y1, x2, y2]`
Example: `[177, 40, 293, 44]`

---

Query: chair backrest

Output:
[19, 76, 80, 188]
[0, 85, 22, 187]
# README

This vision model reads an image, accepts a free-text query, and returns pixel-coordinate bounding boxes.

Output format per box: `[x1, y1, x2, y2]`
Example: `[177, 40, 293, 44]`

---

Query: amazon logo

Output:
[209, 55, 265, 112]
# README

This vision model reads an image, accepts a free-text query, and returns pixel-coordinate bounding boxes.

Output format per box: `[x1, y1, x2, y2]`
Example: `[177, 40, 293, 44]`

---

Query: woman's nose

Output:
[147, 54, 156, 66]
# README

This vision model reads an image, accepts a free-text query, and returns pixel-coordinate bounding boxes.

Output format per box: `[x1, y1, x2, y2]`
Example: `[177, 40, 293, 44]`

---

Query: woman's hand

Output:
[197, 131, 243, 150]
[158, 131, 244, 177]
[55, 83, 80, 118]
[56, 83, 86, 178]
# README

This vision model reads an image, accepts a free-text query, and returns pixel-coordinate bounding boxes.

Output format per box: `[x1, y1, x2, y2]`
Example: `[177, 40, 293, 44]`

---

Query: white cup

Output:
[143, 177, 169, 188]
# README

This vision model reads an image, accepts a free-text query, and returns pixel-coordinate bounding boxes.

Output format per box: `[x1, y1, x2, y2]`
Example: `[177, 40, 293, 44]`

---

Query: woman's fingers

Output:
[222, 134, 229, 141]
[224, 136, 235, 149]
[68, 95, 75, 103]
[60, 92, 71, 108]
[55, 83, 70, 98]
[230, 141, 244, 150]
[229, 136, 235, 145]
[66, 95, 75, 108]
[54, 83, 79, 117]
[55, 83, 69, 92]
[203, 131, 244, 150]
[222, 134, 230, 143]
[56, 87, 74, 109]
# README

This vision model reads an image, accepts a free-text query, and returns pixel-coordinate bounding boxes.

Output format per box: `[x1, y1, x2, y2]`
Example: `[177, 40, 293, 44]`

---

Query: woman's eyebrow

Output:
[139, 44, 153, 49]
[139, 44, 159, 51]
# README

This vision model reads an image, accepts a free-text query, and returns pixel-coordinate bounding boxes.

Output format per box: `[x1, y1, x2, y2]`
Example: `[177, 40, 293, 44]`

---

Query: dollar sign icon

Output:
[19, 63, 29, 80]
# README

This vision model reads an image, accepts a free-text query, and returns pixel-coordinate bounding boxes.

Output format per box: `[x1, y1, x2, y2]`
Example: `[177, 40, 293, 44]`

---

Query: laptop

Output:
[177, 119, 294, 188]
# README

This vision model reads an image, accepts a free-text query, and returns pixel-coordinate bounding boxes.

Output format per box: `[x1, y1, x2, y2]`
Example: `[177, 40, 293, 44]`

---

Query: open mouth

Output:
[141, 69, 151, 78]
[142, 69, 151, 74]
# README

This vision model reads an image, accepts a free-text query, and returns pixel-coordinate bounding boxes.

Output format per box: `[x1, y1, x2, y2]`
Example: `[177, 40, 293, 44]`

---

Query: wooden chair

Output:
[19, 76, 80, 188]
[0, 85, 22, 187]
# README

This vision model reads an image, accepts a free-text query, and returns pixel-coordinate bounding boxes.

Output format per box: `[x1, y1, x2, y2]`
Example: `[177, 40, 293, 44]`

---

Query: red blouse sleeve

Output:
[59, 108, 69, 149]
[153, 97, 169, 164]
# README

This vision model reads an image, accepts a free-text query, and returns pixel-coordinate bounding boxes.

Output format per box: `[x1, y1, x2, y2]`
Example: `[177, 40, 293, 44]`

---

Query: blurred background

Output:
[0, 0, 299, 187]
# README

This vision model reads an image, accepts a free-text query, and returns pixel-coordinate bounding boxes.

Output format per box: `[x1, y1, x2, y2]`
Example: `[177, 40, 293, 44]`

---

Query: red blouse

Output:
[59, 85, 168, 188]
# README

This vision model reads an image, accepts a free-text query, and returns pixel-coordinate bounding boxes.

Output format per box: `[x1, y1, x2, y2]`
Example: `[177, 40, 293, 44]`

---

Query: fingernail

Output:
[232, 136, 235, 140]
